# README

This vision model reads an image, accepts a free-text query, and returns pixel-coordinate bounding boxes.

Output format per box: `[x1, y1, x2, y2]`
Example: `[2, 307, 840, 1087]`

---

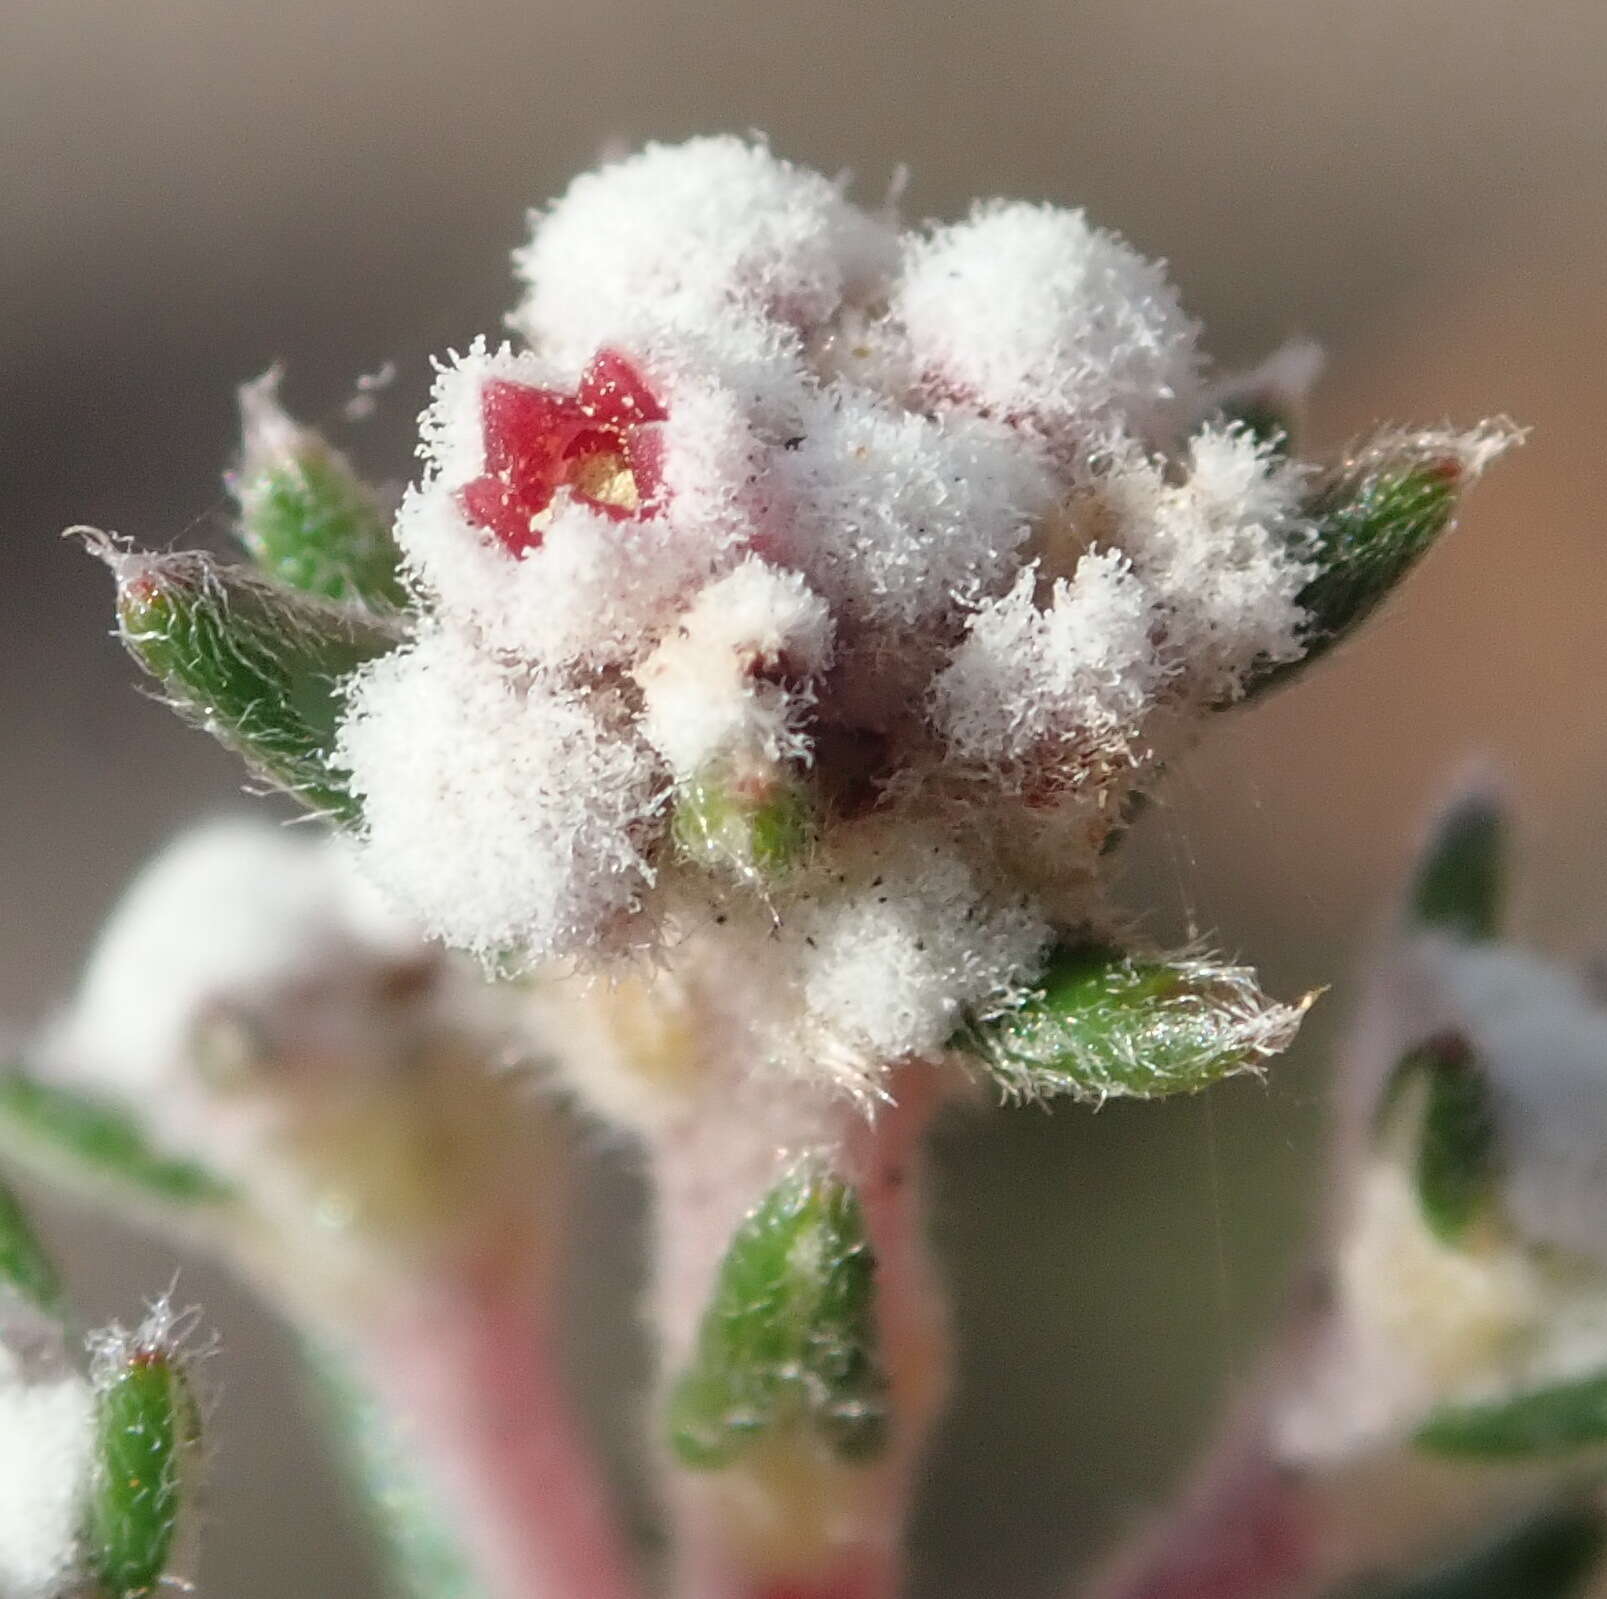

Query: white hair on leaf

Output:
[765, 386, 1057, 633]
[789, 825, 1052, 1080]
[0, 1354, 94, 1599]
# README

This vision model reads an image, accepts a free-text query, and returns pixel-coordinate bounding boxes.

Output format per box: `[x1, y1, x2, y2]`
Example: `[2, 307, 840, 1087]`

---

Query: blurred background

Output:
[4, 2, 1606, 1594]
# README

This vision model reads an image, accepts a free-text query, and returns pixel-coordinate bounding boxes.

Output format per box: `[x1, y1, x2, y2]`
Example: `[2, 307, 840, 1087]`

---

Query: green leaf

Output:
[0, 1072, 232, 1206]
[954, 943, 1311, 1102]
[0, 1172, 63, 1315]
[1416, 1371, 1607, 1458]
[1240, 424, 1513, 699]
[232, 374, 407, 610]
[104, 545, 397, 823]
[1334, 1499, 1607, 1599]
[667, 1164, 888, 1471]
[1376, 1035, 1499, 1246]
[88, 1345, 197, 1598]
[1409, 789, 1506, 943]
[671, 761, 815, 884]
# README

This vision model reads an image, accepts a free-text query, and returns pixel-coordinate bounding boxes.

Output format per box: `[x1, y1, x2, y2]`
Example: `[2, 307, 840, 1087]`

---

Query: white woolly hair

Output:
[0, 1355, 93, 1599]
[635, 557, 834, 778]
[1101, 423, 1316, 704]
[511, 136, 898, 371]
[893, 200, 1202, 449]
[789, 825, 1053, 1077]
[931, 552, 1166, 782]
[336, 626, 664, 964]
[765, 386, 1057, 632]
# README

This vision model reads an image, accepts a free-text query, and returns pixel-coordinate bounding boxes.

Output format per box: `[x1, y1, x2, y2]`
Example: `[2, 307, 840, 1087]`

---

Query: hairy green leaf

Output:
[672, 762, 815, 884]
[667, 1164, 887, 1471]
[88, 1346, 197, 1598]
[105, 545, 397, 822]
[955, 943, 1311, 1102]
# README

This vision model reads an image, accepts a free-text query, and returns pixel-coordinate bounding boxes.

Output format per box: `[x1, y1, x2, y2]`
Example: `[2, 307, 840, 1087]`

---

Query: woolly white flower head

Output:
[330, 136, 1493, 1094]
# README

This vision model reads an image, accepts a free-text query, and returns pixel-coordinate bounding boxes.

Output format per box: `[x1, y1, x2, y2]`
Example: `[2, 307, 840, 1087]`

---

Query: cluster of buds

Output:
[15, 136, 1523, 1599]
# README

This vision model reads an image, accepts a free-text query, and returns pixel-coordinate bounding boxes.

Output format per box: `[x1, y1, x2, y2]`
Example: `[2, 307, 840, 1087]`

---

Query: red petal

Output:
[625, 422, 667, 514]
[460, 475, 544, 555]
[480, 378, 588, 477]
[577, 349, 667, 427]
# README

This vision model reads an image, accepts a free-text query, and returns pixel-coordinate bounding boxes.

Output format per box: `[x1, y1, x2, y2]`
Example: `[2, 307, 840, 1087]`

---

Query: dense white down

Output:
[893, 200, 1202, 446]
[0, 1348, 93, 1599]
[511, 136, 898, 372]
[337, 627, 663, 962]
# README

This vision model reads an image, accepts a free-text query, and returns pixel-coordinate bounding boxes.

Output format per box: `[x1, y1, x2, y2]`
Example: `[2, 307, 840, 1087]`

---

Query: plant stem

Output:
[653, 1062, 951, 1599]
[358, 1230, 644, 1599]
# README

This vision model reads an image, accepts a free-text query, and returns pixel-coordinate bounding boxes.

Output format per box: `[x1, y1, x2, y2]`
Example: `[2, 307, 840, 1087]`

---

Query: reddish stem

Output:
[362, 1240, 644, 1599]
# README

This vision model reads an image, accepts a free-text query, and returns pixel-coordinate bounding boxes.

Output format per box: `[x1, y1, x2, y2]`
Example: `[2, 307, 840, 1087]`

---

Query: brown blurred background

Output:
[4, 3, 1606, 1594]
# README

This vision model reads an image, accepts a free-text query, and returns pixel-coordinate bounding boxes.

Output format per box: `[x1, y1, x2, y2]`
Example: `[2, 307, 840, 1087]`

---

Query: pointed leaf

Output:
[1416, 1370, 1607, 1458]
[955, 943, 1311, 1102]
[87, 1343, 198, 1598]
[0, 1071, 232, 1206]
[232, 372, 408, 609]
[1409, 789, 1506, 943]
[1376, 1034, 1499, 1246]
[0, 1173, 63, 1316]
[1242, 422, 1516, 698]
[667, 1165, 887, 1471]
[104, 545, 397, 822]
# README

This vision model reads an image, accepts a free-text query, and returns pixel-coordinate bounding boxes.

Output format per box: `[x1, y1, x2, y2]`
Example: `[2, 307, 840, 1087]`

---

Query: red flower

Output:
[460, 350, 668, 555]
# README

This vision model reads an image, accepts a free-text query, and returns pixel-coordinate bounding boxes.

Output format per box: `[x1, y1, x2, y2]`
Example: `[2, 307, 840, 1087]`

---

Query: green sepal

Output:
[88, 1346, 198, 1598]
[671, 762, 815, 884]
[107, 547, 397, 823]
[1416, 1372, 1607, 1459]
[667, 1164, 888, 1471]
[1375, 1034, 1499, 1246]
[0, 1071, 232, 1207]
[232, 378, 407, 610]
[1332, 1498, 1607, 1599]
[1409, 790, 1505, 943]
[954, 943, 1310, 1103]
[0, 1173, 63, 1316]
